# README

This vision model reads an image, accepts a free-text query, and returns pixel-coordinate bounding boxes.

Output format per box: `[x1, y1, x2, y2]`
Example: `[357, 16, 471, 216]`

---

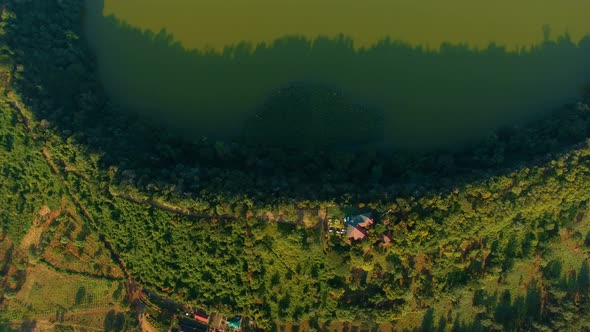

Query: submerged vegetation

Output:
[1, 0, 590, 331]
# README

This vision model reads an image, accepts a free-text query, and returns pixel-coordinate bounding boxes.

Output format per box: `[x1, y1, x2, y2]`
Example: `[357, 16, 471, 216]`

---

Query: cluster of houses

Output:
[328, 212, 392, 244]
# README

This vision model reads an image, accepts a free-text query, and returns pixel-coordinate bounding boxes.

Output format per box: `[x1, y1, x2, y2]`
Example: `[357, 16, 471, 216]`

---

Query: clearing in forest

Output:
[2, 264, 125, 321]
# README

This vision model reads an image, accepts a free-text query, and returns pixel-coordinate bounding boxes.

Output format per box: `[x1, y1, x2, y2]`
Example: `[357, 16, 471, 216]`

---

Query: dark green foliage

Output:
[494, 290, 514, 330]
[75, 286, 86, 305]
[104, 310, 137, 332]
[428, 260, 590, 331]
[524, 280, 542, 322]
[1, 0, 590, 330]
[579, 260, 590, 295]
[436, 316, 446, 332]
[18, 320, 37, 332]
[244, 83, 384, 147]
[501, 235, 517, 271]
[420, 308, 435, 331]
[3, 0, 590, 211]
[544, 260, 563, 280]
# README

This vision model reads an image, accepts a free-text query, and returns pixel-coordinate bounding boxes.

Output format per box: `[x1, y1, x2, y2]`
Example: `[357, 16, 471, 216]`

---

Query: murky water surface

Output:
[85, 0, 590, 148]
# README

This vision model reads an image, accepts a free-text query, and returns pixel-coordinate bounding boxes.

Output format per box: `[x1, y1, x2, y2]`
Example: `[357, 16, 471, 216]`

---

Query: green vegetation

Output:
[1, 0, 590, 331]
[0, 94, 64, 244]
[2, 265, 124, 321]
[39, 208, 125, 279]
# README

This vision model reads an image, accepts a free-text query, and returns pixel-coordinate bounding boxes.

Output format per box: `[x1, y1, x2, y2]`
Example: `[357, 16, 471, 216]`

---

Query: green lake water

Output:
[84, 0, 590, 149]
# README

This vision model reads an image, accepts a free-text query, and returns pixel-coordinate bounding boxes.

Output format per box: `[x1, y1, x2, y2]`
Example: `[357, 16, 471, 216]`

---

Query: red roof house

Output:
[347, 226, 368, 240]
[346, 213, 374, 241]
[194, 312, 209, 324]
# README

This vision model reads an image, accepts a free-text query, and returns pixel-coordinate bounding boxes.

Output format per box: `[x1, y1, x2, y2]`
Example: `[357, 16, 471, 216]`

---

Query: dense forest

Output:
[2, 0, 590, 331]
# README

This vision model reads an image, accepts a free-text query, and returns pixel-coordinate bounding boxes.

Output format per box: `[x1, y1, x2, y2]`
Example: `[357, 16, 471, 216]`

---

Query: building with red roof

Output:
[345, 213, 374, 241]
[193, 312, 209, 324]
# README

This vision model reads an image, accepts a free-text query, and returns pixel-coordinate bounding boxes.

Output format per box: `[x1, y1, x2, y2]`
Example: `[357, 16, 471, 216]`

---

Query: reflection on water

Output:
[84, 0, 590, 149]
[100, 0, 590, 52]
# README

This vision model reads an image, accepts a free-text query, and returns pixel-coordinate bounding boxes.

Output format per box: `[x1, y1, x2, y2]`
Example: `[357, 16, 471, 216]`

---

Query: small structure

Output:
[380, 231, 393, 245]
[193, 312, 209, 324]
[226, 316, 242, 330]
[345, 213, 374, 241]
[209, 312, 228, 331]
[179, 317, 208, 332]
[178, 316, 209, 332]
[347, 225, 367, 240]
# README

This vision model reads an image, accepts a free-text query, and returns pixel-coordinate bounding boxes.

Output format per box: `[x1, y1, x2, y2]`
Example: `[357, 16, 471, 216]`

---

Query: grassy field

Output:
[2, 264, 124, 321]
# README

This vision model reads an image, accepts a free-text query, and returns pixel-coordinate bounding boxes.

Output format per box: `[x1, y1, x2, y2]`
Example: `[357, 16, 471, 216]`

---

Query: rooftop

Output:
[345, 213, 374, 240]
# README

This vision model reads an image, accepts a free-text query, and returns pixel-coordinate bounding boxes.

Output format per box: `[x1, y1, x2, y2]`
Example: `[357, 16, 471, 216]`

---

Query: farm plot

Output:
[2, 264, 124, 321]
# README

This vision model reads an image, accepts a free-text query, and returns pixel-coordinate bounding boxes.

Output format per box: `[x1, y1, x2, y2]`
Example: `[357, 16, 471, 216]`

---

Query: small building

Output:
[179, 317, 208, 332]
[345, 213, 374, 241]
[193, 312, 209, 324]
[380, 231, 393, 245]
[347, 225, 368, 240]
[226, 316, 242, 330]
